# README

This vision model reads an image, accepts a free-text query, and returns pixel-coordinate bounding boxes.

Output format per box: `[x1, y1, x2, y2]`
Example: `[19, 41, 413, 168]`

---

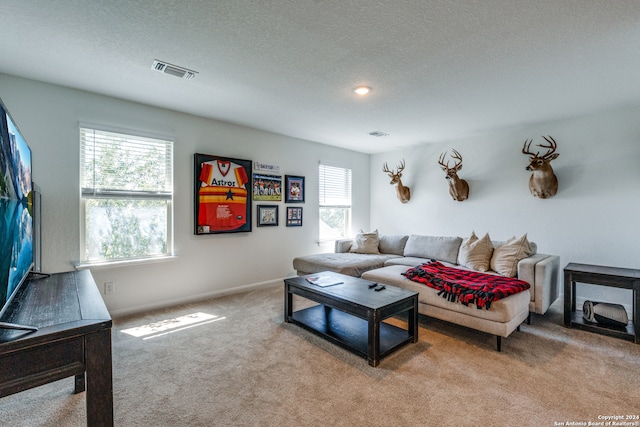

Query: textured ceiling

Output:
[1, 0, 639, 154]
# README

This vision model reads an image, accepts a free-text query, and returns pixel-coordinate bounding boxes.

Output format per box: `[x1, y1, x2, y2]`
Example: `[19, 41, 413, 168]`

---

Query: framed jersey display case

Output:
[194, 153, 252, 234]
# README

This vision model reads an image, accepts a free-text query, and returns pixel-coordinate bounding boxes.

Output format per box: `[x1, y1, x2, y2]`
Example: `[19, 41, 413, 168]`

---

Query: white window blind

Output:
[80, 128, 173, 198]
[79, 126, 174, 263]
[319, 164, 352, 206]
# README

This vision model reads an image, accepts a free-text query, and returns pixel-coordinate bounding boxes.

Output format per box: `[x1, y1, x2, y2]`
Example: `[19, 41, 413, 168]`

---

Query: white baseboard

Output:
[109, 276, 288, 318]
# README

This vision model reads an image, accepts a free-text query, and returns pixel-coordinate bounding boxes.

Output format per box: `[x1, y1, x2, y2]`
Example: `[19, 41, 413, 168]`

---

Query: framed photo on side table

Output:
[285, 175, 305, 203]
[286, 207, 303, 227]
[257, 205, 278, 227]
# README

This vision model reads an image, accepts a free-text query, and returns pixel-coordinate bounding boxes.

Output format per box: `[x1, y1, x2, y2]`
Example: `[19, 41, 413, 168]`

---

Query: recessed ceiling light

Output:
[353, 85, 372, 95]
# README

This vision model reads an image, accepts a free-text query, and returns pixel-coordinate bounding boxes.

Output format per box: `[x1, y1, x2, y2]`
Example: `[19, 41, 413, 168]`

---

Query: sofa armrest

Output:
[518, 254, 560, 315]
[335, 239, 353, 253]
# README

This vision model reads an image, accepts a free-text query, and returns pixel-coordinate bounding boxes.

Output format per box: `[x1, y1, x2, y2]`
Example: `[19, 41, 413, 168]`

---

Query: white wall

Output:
[3, 73, 638, 316]
[0, 74, 370, 316]
[371, 107, 640, 308]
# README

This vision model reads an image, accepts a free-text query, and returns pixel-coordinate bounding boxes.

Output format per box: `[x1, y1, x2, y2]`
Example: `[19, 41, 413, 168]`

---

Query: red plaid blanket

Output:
[402, 261, 530, 310]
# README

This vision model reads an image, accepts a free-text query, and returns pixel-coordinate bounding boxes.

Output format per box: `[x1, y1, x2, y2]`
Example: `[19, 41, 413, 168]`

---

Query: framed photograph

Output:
[257, 205, 278, 227]
[252, 173, 282, 202]
[194, 153, 252, 235]
[285, 175, 305, 203]
[286, 206, 303, 227]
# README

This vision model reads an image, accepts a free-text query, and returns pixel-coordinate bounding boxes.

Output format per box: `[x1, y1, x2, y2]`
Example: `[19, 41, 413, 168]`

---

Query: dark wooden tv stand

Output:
[0, 269, 113, 426]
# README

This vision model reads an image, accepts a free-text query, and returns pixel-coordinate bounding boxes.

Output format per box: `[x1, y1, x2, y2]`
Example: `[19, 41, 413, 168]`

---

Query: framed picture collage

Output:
[194, 155, 304, 234]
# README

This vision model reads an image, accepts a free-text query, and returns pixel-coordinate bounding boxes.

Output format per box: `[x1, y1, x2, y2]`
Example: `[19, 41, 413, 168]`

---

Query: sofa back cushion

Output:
[378, 235, 409, 255]
[335, 239, 352, 253]
[403, 235, 462, 264]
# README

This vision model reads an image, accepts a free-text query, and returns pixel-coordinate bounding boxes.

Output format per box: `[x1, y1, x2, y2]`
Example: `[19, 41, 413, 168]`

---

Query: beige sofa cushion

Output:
[349, 230, 380, 254]
[362, 265, 530, 324]
[403, 235, 462, 264]
[458, 232, 494, 272]
[490, 234, 534, 277]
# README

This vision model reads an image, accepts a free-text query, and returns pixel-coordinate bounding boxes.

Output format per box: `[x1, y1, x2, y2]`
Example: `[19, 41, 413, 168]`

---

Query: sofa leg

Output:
[516, 325, 520, 332]
[527, 313, 531, 325]
[496, 336, 502, 352]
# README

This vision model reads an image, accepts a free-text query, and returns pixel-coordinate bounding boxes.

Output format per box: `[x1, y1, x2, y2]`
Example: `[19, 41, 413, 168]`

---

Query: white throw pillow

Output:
[458, 232, 494, 272]
[490, 234, 533, 277]
[349, 229, 380, 254]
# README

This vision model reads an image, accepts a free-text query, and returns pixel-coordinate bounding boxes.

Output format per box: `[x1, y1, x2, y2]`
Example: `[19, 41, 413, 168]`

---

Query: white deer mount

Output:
[522, 136, 560, 199]
[438, 149, 469, 202]
[382, 160, 411, 203]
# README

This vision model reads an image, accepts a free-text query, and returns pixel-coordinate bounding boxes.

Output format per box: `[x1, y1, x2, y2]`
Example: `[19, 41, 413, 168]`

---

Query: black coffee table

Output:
[284, 271, 418, 367]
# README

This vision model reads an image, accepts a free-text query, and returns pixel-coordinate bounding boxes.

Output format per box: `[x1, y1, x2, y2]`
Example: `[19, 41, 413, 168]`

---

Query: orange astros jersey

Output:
[198, 160, 249, 231]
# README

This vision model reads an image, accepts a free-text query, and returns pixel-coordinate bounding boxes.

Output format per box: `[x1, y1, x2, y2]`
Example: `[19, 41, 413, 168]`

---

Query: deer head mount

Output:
[438, 149, 469, 202]
[522, 136, 560, 198]
[383, 159, 411, 204]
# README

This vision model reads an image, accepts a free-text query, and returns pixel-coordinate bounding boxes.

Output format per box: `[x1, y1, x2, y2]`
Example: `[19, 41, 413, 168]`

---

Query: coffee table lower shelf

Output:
[289, 304, 414, 364]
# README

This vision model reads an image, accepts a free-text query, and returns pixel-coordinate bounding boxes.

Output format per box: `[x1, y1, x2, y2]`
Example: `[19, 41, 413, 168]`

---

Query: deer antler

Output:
[539, 135, 558, 160]
[383, 160, 405, 176]
[438, 150, 463, 170]
[522, 139, 536, 157]
[450, 149, 463, 168]
[522, 136, 558, 160]
[438, 152, 449, 169]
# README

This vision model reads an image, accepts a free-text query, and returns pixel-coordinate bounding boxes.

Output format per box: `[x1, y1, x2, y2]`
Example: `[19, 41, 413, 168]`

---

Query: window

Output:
[319, 164, 352, 241]
[80, 127, 173, 263]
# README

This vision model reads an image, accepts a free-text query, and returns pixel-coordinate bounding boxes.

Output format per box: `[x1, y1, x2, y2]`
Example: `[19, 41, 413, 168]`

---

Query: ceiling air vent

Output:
[368, 131, 389, 137]
[151, 60, 198, 80]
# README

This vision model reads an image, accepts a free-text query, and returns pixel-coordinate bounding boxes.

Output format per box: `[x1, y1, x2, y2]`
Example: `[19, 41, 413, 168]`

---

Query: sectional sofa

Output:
[293, 232, 560, 350]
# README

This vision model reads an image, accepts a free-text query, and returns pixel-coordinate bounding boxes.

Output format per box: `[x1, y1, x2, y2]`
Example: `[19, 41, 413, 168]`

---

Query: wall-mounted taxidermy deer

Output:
[438, 149, 469, 202]
[383, 160, 411, 203]
[522, 136, 560, 199]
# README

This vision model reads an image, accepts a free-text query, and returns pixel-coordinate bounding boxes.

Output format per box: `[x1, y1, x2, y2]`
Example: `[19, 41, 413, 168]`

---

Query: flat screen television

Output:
[0, 96, 37, 332]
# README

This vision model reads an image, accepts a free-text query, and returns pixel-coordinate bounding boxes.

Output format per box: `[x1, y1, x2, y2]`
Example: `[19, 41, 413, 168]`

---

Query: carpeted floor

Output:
[2, 283, 640, 426]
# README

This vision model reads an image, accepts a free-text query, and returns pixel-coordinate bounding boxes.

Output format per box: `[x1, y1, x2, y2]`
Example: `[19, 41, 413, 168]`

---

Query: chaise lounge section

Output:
[292, 234, 408, 278]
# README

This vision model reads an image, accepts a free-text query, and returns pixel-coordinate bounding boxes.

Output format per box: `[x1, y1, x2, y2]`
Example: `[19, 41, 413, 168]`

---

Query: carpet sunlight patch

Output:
[122, 312, 225, 339]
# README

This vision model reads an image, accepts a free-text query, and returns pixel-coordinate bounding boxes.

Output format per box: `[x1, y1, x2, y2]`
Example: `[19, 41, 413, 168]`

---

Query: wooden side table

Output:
[564, 262, 640, 344]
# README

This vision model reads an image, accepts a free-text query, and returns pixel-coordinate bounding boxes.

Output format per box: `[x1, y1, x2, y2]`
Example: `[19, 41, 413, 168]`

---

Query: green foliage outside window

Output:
[81, 127, 173, 263]
[320, 207, 347, 239]
[85, 198, 168, 261]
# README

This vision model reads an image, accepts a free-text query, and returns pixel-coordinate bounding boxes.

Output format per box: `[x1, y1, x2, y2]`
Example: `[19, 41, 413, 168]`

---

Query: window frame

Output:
[318, 164, 352, 242]
[79, 124, 174, 265]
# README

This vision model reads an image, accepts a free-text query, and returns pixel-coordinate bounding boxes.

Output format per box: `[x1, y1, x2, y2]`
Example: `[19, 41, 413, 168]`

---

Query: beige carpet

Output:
[2, 283, 640, 426]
